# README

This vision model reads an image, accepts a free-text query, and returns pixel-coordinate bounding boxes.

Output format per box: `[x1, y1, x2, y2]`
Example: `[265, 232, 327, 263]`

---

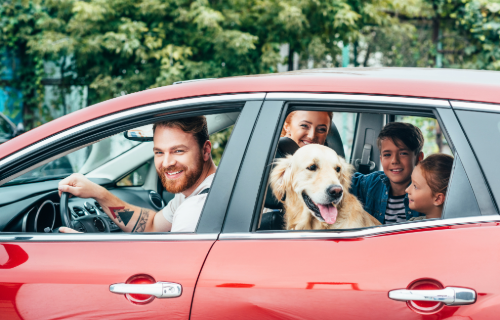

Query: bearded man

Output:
[57, 116, 216, 233]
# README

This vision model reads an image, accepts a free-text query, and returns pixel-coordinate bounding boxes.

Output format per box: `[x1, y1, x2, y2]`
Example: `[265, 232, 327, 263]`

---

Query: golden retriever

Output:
[270, 144, 381, 230]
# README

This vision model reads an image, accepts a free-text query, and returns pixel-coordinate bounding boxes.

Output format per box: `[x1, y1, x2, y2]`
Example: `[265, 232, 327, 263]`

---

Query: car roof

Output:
[2, 67, 500, 161]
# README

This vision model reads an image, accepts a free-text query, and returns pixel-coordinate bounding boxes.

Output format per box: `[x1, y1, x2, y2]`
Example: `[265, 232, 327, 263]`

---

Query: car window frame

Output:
[449, 101, 500, 212]
[220, 93, 499, 239]
[0, 94, 265, 242]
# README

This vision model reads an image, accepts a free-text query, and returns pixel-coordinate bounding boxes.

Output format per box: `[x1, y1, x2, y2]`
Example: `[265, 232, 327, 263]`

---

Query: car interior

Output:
[0, 111, 240, 233]
[257, 108, 458, 231]
[0, 104, 481, 234]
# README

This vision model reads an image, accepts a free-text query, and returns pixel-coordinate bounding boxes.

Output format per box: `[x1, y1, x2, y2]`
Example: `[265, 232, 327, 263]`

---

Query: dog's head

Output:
[270, 144, 352, 225]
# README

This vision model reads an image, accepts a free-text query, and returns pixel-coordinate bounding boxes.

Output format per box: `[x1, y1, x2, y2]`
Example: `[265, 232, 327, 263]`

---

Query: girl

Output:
[406, 153, 454, 220]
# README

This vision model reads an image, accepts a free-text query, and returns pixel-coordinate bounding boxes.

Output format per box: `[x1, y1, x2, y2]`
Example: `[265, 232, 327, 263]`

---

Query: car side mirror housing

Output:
[15, 122, 25, 136]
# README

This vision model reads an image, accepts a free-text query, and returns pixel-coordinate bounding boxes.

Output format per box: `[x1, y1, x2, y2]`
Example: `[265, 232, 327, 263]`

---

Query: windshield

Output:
[7, 133, 141, 185]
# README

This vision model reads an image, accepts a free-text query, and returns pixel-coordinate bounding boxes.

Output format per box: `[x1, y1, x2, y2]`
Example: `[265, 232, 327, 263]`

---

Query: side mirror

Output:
[124, 124, 153, 141]
[15, 122, 25, 136]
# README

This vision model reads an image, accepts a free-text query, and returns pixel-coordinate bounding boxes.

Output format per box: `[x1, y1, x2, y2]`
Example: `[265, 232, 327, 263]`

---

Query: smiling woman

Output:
[281, 111, 333, 147]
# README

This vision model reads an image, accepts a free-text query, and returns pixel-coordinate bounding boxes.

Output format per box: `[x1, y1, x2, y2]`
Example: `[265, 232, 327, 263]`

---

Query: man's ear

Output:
[203, 140, 212, 162]
[270, 156, 293, 203]
[416, 151, 424, 164]
[433, 192, 446, 206]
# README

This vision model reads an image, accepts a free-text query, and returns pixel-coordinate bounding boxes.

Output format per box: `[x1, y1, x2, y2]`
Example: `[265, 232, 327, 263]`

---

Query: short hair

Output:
[377, 122, 424, 156]
[419, 153, 454, 195]
[153, 116, 209, 149]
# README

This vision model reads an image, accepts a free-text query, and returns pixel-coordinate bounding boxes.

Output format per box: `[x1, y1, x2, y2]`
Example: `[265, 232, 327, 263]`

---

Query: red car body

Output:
[1, 68, 500, 319]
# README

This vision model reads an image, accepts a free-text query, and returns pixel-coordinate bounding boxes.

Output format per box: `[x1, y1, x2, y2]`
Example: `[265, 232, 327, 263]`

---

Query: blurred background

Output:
[1, 0, 498, 161]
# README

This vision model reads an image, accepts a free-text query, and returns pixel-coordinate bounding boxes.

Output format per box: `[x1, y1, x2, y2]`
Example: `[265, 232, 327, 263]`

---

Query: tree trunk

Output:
[354, 42, 359, 67]
[288, 44, 294, 71]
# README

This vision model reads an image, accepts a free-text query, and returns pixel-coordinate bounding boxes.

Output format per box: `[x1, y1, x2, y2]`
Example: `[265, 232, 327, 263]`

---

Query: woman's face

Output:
[283, 111, 331, 147]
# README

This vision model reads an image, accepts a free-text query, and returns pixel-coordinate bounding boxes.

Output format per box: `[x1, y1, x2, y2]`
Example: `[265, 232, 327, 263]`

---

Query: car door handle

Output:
[109, 282, 182, 298]
[389, 287, 476, 306]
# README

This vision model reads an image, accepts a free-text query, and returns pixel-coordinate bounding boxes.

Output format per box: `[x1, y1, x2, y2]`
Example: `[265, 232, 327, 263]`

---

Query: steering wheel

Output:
[60, 192, 110, 233]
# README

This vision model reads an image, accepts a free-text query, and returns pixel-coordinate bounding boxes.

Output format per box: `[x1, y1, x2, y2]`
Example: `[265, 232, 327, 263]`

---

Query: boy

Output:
[350, 122, 424, 224]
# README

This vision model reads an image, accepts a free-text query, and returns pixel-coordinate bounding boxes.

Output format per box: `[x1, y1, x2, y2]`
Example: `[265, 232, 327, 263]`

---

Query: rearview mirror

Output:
[124, 125, 154, 141]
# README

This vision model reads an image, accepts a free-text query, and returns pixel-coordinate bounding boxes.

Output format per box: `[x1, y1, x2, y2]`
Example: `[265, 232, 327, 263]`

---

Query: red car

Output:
[1, 68, 500, 319]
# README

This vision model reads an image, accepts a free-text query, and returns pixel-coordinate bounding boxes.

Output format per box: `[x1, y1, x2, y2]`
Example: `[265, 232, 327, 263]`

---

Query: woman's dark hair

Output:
[377, 122, 424, 156]
[419, 153, 454, 195]
[153, 116, 209, 149]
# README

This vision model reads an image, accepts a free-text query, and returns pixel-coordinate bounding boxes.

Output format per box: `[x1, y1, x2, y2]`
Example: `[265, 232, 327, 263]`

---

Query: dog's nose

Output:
[327, 185, 343, 199]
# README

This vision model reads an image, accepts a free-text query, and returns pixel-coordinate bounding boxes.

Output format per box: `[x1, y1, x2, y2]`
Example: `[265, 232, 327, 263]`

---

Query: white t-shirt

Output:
[162, 173, 215, 232]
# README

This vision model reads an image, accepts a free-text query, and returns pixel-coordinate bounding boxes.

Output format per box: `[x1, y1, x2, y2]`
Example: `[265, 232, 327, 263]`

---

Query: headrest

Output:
[276, 137, 300, 158]
[264, 137, 299, 210]
[325, 121, 345, 158]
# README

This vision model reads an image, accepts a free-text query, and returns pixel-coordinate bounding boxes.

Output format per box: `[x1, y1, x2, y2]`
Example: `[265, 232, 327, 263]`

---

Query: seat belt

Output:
[356, 144, 376, 174]
[354, 128, 376, 174]
[198, 188, 210, 195]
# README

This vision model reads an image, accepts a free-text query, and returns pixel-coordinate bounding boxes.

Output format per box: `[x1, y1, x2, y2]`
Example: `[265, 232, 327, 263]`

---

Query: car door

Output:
[0, 95, 264, 320]
[190, 94, 500, 319]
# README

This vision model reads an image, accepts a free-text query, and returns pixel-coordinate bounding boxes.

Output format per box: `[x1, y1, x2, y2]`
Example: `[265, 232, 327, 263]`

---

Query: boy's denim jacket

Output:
[350, 171, 422, 224]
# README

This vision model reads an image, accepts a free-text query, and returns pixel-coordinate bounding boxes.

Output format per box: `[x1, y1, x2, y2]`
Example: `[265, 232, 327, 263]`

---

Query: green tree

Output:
[2, 0, 499, 130]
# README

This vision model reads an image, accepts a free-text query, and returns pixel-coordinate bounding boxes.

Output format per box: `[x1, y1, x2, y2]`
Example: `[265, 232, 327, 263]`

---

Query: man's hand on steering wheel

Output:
[58, 173, 111, 233]
[58, 173, 106, 199]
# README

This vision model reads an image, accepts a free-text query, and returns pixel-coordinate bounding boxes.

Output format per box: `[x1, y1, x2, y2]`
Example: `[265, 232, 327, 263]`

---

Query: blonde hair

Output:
[280, 111, 333, 137]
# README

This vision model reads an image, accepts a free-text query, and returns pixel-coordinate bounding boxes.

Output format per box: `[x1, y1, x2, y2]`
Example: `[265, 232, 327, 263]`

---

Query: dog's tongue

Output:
[317, 204, 338, 224]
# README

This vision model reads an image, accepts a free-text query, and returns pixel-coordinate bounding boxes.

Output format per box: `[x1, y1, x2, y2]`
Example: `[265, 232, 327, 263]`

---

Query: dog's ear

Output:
[339, 156, 354, 191]
[270, 155, 293, 203]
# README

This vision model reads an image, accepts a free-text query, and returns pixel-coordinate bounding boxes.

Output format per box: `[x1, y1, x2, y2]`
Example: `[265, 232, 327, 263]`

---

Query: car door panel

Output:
[0, 98, 264, 319]
[0, 240, 214, 320]
[190, 96, 500, 319]
[192, 224, 500, 319]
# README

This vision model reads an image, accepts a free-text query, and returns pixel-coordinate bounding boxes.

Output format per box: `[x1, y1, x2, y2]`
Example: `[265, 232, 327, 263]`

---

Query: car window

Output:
[333, 112, 357, 162]
[1, 109, 244, 234]
[455, 110, 500, 206]
[5, 134, 141, 186]
[259, 108, 465, 231]
[117, 160, 152, 187]
[394, 115, 452, 157]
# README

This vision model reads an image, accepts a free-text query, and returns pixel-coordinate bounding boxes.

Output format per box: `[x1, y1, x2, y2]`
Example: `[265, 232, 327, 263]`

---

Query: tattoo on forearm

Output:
[108, 206, 124, 223]
[108, 206, 135, 226]
[131, 209, 150, 232]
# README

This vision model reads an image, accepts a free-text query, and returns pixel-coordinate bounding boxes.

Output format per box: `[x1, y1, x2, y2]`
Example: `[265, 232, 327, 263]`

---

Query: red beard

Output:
[157, 156, 204, 194]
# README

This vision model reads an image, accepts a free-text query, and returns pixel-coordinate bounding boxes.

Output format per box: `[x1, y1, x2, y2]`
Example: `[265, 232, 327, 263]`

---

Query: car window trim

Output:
[450, 100, 500, 113]
[437, 108, 498, 215]
[197, 100, 264, 233]
[223, 94, 488, 234]
[0, 93, 265, 168]
[0, 93, 265, 185]
[219, 215, 500, 240]
[266, 93, 451, 108]
[0, 233, 218, 242]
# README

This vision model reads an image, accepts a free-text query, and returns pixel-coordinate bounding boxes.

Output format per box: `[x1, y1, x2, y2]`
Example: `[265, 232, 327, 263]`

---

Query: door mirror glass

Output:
[124, 125, 153, 142]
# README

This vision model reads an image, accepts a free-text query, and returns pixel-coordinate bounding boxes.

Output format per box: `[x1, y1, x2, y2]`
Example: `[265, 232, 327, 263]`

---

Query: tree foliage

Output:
[1, 0, 499, 129]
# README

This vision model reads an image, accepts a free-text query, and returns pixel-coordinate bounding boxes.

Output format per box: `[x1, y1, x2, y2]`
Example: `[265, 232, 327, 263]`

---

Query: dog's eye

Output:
[336, 166, 341, 173]
[307, 164, 317, 171]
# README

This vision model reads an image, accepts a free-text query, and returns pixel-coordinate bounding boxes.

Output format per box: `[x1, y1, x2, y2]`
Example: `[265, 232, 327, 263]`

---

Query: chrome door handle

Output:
[389, 287, 476, 306]
[109, 282, 182, 298]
